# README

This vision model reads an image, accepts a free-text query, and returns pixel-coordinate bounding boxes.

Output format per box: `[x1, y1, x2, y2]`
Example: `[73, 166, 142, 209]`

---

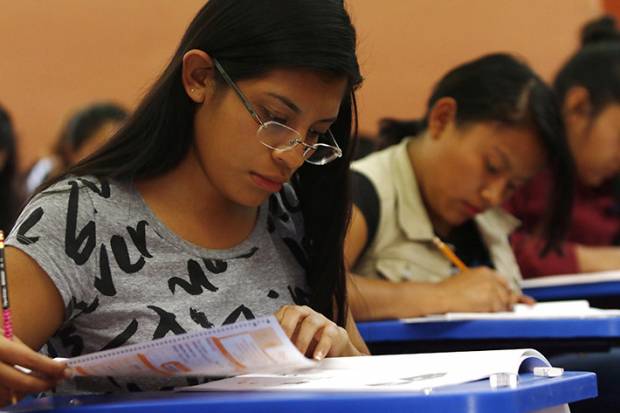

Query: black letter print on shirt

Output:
[148, 305, 187, 339]
[67, 296, 99, 320]
[168, 248, 258, 295]
[100, 319, 139, 351]
[190, 308, 214, 329]
[77, 177, 111, 199]
[16, 207, 43, 245]
[95, 245, 116, 296]
[111, 221, 152, 273]
[96, 221, 153, 296]
[222, 305, 255, 325]
[57, 325, 84, 357]
[168, 259, 219, 295]
[65, 180, 96, 265]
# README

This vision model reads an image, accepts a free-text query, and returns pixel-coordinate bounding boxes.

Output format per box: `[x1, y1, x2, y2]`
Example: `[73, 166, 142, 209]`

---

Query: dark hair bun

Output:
[581, 15, 620, 47]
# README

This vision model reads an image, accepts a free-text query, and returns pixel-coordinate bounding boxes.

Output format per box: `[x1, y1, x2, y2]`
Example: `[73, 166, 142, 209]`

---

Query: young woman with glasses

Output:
[345, 54, 574, 320]
[0, 0, 367, 400]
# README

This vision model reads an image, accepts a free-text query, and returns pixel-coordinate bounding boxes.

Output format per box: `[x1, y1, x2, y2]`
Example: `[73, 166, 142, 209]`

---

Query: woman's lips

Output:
[463, 201, 482, 216]
[250, 172, 284, 192]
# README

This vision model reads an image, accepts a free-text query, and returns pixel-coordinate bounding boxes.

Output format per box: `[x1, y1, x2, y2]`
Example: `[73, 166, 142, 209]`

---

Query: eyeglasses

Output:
[213, 59, 343, 166]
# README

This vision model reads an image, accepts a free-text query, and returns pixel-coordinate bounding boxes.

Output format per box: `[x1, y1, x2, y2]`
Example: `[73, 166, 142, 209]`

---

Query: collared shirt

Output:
[351, 138, 523, 291]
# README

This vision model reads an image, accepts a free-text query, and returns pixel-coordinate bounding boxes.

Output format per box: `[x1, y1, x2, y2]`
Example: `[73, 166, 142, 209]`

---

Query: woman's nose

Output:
[480, 177, 508, 207]
[272, 144, 305, 172]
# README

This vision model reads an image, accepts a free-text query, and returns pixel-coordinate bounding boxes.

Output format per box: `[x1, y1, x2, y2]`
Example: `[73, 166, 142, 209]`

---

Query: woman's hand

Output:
[275, 305, 360, 360]
[0, 335, 69, 405]
[438, 267, 517, 312]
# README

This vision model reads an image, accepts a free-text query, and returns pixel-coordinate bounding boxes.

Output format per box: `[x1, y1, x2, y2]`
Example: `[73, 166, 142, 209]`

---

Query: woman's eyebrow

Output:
[267, 93, 301, 114]
[266, 92, 338, 123]
[494, 146, 532, 182]
[492, 147, 512, 170]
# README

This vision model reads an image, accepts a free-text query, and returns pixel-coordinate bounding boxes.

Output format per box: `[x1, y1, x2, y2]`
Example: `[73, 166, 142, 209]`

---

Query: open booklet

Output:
[65, 316, 315, 378]
[522, 269, 620, 289]
[64, 314, 552, 392]
[180, 348, 551, 392]
[402, 300, 620, 323]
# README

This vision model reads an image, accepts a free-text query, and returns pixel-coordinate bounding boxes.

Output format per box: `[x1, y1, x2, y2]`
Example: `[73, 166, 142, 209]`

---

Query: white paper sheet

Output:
[402, 300, 620, 323]
[181, 348, 549, 392]
[522, 270, 620, 288]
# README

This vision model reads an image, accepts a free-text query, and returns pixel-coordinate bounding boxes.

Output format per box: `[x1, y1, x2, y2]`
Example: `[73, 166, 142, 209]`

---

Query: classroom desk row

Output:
[523, 280, 620, 302]
[9, 372, 597, 413]
[360, 278, 620, 354]
[11, 281, 613, 413]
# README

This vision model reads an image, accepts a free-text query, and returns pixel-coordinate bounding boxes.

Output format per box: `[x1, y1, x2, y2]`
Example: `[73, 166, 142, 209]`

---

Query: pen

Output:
[431, 236, 468, 273]
[0, 231, 17, 405]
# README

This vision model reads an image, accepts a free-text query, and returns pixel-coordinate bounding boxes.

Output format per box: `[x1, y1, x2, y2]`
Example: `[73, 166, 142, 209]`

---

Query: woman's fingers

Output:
[518, 294, 537, 305]
[294, 312, 327, 357]
[276, 305, 308, 339]
[0, 362, 58, 393]
[312, 323, 345, 359]
[0, 338, 67, 380]
[275, 305, 348, 359]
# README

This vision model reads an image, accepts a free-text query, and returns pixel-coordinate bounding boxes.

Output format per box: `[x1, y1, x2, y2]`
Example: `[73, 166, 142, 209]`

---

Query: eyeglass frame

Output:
[212, 58, 343, 166]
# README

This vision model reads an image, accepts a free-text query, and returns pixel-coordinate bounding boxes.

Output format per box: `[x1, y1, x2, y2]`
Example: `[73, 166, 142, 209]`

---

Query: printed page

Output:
[66, 316, 315, 378]
[403, 300, 620, 323]
[181, 348, 549, 392]
[522, 269, 620, 288]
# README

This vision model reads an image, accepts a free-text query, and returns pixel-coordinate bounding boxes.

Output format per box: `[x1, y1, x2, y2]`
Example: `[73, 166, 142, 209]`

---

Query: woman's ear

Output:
[562, 86, 592, 121]
[563, 86, 593, 140]
[428, 97, 457, 139]
[182, 50, 216, 103]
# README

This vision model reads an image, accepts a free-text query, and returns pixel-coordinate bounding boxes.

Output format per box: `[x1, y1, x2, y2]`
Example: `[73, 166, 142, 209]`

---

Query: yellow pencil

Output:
[431, 236, 469, 273]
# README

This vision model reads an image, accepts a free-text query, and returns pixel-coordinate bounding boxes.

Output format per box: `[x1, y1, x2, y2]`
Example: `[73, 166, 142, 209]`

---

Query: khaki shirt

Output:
[351, 138, 523, 291]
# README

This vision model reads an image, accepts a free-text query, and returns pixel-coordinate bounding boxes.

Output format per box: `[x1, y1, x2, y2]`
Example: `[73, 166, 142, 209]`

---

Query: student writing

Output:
[345, 54, 573, 320]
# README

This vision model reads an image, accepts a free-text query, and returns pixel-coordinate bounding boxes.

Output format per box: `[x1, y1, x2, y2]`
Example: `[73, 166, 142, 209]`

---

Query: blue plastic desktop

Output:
[357, 317, 620, 343]
[524, 281, 620, 301]
[7, 372, 597, 413]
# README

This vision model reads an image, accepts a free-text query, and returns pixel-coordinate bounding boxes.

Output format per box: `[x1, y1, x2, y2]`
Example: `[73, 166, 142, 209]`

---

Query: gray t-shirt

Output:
[7, 176, 309, 393]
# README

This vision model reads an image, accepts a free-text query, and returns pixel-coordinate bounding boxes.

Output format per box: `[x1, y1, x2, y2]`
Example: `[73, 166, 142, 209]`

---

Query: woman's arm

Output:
[7, 247, 65, 350]
[0, 247, 68, 401]
[345, 205, 516, 320]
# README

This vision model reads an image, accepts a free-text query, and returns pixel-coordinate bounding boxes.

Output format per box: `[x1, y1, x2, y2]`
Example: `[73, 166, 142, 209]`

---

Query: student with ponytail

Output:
[345, 53, 574, 320]
[506, 15, 620, 277]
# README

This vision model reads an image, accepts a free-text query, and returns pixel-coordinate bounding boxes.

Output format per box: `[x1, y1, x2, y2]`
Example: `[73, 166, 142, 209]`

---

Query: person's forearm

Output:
[576, 245, 620, 272]
[347, 273, 447, 320]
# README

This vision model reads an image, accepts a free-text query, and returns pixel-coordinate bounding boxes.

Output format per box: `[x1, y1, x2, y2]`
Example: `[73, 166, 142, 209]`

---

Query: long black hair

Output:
[555, 15, 620, 209]
[379, 53, 574, 254]
[44, 0, 361, 326]
[554, 15, 620, 115]
[0, 104, 21, 234]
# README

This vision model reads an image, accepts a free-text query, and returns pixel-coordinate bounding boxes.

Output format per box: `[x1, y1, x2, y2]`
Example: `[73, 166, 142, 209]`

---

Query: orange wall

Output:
[0, 0, 602, 170]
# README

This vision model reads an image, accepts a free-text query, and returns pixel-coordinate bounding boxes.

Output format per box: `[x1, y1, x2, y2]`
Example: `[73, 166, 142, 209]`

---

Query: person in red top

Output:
[506, 16, 620, 278]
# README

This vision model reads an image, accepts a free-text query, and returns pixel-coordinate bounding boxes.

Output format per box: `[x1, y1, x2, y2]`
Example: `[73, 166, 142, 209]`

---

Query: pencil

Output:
[431, 236, 469, 273]
[0, 231, 18, 405]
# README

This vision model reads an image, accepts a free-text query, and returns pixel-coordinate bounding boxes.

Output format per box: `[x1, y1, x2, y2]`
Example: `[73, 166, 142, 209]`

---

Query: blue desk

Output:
[524, 281, 620, 301]
[8, 372, 597, 413]
[358, 317, 620, 343]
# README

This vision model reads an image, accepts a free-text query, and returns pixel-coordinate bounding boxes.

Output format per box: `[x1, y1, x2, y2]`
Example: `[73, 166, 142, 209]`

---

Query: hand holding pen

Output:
[432, 236, 534, 312]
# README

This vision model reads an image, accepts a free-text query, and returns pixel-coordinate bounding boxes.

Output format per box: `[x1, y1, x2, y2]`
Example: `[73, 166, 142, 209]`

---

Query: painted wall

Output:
[0, 0, 602, 169]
